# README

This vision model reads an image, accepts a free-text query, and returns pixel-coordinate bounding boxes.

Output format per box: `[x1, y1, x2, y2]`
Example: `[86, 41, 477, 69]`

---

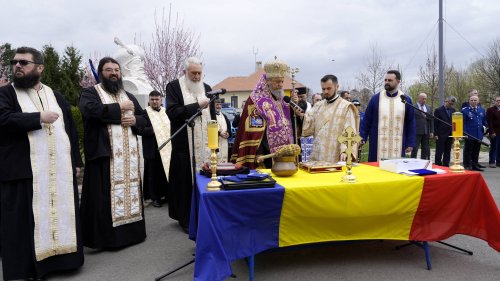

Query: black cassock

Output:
[165, 79, 212, 230]
[139, 108, 169, 202]
[0, 85, 84, 280]
[79, 86, 147, 249]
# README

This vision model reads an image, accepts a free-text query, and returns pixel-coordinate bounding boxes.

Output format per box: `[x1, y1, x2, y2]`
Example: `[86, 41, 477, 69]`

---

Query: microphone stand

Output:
[401, 97, 489, 147]
[155, 94, 221, 281]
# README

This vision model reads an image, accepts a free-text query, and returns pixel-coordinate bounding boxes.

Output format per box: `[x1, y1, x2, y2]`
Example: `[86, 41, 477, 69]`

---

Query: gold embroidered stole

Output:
[145, 106, 171, 180]
[95, 85, 143, 227]
[377, 90, 406, 161]
[15, 84, 77, 261]
[306, 99, 358, 163]
[179, 76, 211, 174]
[216, 113, 228, 163]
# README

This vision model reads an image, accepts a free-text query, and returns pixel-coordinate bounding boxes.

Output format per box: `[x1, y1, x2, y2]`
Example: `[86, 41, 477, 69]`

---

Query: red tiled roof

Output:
[213, 69, 306, 92]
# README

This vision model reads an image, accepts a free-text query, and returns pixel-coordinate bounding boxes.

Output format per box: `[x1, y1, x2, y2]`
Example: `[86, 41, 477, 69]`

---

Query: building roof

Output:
[213, 69, 306, 92]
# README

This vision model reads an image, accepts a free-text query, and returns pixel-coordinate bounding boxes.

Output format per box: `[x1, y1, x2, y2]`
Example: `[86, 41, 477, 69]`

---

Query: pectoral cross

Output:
[45, 124, 53, 135]
[337, 126, 362, 183]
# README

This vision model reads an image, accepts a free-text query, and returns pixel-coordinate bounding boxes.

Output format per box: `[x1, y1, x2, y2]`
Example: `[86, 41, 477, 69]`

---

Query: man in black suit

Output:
[434, 96, 456, 166]
[411, 93, 433, 159]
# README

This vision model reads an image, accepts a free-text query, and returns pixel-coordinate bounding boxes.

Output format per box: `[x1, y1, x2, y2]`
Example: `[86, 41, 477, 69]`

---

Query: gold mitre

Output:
[264, 58, 289, 79]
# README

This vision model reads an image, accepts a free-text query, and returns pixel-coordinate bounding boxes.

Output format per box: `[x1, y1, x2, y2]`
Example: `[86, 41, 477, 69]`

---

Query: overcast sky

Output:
[3, 0, 499, 93]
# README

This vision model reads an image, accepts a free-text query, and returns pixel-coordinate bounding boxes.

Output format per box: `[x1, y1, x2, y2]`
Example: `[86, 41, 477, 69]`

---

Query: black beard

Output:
[298, 100, 308, 111]
[384, 83, 396, 92]
[13, 70, 40, 89]
[101, 75, 123, 94]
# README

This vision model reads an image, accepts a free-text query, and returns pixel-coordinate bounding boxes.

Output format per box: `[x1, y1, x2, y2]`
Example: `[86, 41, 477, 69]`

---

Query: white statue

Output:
[113, 37, 153, 108]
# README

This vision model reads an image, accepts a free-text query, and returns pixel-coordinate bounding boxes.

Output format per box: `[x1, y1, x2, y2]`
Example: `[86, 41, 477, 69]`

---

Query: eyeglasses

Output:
[103, 68, 121, 73]
[10, 59, 38, 66]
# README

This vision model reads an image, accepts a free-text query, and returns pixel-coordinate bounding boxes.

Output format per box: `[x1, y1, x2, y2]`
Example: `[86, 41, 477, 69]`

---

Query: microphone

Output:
[400, 95, 407, 104]
[205, 88, 227, 96]
[283, 96, 304, 113]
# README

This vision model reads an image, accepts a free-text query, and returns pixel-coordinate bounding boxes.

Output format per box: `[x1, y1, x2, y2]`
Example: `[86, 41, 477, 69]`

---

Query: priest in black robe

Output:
[79, 57, 147, 249]
[139, 90, 170, 208]
[0, 47, 83, 280]
[165, 57, 213, 233]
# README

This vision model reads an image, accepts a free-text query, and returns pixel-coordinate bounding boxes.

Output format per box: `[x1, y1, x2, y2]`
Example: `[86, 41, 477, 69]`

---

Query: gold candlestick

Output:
[450, 112, 464, 173]
[207, 120, 221, 191]
[206, 149, 222, 191]
[449, 137, 464, 173]
[337, 126, 362, 183]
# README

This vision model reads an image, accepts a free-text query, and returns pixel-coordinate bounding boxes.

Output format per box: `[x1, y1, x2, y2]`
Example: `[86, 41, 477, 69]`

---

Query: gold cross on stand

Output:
[337, 126, 361, 183]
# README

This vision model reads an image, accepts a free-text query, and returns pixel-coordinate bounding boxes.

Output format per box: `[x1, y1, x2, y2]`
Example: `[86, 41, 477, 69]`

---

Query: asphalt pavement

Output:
[1, 160, 499, 281]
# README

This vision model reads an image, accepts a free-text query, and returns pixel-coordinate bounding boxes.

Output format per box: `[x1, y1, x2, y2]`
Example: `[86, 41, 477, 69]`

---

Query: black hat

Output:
[352, 99, 361, 106]
[296, 87, 307, 95]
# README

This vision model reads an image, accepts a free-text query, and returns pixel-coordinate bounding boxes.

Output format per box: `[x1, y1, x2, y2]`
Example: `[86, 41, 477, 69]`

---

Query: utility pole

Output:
[252, 47, 258, 64]
[438, 0, 445, 105]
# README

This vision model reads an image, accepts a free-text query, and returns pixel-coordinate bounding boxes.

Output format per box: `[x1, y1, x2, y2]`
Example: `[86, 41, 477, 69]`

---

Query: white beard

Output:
[185, 77, 205, 98]
[271, 89, 284, 100]
[178, 75, 211, 176]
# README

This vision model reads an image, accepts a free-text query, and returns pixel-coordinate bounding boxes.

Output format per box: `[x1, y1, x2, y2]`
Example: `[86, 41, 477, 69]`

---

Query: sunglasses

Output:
[10, 59, 39, 66]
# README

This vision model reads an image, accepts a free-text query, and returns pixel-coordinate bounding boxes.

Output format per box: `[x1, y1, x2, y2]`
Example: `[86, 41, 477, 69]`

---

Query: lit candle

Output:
[208, 120, 219, 149]
[452, 112, 463, 137]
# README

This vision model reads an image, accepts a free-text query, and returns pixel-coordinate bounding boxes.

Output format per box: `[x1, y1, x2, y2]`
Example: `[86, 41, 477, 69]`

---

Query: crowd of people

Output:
[0, 46, 499, 280]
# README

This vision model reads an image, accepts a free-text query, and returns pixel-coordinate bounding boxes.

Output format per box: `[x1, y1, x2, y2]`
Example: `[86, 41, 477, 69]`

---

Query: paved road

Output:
[2, 162, 499, 281]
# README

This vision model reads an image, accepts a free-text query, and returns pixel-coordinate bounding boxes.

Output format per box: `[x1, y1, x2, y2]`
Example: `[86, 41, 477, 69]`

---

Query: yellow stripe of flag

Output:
[264, 165, 424, 247]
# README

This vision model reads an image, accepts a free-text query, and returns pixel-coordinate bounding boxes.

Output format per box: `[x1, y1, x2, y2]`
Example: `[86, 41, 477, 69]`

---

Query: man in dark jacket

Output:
[486, 96, 500, 168]
[411, 93, 433, 160]
[462, 95, 488, 171]
[433, 96, 456, 166]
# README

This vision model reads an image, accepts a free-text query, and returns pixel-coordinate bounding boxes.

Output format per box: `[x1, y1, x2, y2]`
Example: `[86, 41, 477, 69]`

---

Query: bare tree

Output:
[355, 44, 391, 95]
[349, 88, 371, 112]
[142, 6, 201, 95]
[418, 49, 439, 108]
[446, 65, 472, 105]
[471, 38, 500, 104]
[80, 63, 98, 88]
[79, 52, 102, 89]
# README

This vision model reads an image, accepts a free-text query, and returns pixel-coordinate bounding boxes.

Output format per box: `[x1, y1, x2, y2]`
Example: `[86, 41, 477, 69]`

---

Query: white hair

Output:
[445, 96, 456, 103]
[184, 57, 202, 70]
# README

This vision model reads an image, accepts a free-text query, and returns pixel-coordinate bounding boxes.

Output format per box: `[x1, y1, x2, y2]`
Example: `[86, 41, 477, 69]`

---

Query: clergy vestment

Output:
[140, 106, 171, 202]
[165, 77, 212, 230]
[360, 90, 416, 162]
[79, 85, 147, 249]
[216, 111, 231, 162]
[302, 96, 359, 163]
[0, 84, 83, 280]
[231, 74, 294, 169]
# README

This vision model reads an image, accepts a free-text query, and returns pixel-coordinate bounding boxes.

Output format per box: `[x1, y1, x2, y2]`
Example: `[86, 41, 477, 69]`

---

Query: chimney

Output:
[255, 61, 262, 72]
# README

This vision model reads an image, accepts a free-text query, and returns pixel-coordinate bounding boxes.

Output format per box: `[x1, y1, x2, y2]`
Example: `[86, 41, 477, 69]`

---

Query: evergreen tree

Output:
[0, 43, 15, 83]
[60, 46, 83, 106]
[41, 45, 62, 91]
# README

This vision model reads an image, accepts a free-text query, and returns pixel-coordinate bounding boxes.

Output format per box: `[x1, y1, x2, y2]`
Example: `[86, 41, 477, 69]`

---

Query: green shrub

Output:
[71, 106, 84, 162]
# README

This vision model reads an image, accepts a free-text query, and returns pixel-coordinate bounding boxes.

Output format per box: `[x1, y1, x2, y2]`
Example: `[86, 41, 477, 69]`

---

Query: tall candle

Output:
[452, 112, 463, 137]
[208, 120, 219, 149]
